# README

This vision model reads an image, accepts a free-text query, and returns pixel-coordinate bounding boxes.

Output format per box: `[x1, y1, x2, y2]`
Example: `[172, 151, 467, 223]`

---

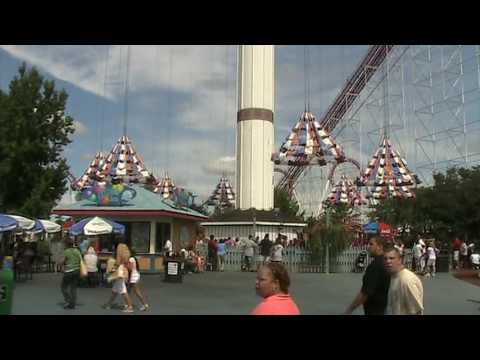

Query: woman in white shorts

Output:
[127, 250, 149, 311]
[103, 244, 134, 313]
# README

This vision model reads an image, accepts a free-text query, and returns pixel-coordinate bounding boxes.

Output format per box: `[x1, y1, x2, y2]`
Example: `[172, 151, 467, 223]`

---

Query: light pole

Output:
[252, 208, 257, 239]
[325, 207, 330, 274]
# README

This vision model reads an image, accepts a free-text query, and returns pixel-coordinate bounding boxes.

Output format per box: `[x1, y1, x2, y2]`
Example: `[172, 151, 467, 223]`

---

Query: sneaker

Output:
[122, 307, 134, 313]
[102, 304, 111, 310]
[139, 304, 150, 311]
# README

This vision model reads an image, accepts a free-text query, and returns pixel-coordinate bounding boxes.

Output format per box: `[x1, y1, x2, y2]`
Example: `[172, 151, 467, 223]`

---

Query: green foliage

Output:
[369, 165, 480, 245]
[0, 63, 75, 218]
[306, 205, 355, 264]
[274, 188, 304, 219]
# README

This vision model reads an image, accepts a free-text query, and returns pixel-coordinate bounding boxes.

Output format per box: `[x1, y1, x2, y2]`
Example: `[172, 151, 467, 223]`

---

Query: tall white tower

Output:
[236, 45, 275, 210]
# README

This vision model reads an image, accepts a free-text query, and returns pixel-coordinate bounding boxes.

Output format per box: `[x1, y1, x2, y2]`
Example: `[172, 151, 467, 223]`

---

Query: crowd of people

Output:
[452, 237, 479, 270]
[5, 228, 478, 316]
[198, 233, 303, 273]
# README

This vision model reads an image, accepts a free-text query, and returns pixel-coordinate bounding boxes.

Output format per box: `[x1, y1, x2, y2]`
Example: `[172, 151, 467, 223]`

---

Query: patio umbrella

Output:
[9, 215, 36, 231]
[0, 214, 18, 232]
[70, 216, 125, 236]
[26, 220, 45, 235]
[38, 220, 62, 233]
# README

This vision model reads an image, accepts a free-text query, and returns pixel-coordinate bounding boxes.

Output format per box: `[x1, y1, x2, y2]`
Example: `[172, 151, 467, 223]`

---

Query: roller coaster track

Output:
[276, 45, 395, 196]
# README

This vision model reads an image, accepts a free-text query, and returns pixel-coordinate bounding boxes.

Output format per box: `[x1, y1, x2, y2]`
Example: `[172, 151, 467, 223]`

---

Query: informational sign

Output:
[0, 285, 6, 303]
[167, 262, 178, 276]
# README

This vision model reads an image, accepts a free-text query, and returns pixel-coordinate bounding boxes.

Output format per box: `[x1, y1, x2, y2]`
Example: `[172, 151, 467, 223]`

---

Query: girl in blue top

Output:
[217, 239, 227, 272]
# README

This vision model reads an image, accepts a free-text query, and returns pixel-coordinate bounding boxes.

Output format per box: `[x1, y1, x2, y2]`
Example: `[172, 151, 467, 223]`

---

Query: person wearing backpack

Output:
[61, 238, 82, 310]
[127, 249, 149, 311]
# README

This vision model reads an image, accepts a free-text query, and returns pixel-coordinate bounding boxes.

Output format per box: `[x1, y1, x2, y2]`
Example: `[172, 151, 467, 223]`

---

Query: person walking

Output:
[470, 251, 480, 270]
[270, 238, 284, 264]
[51, 237, 65, 274]
[164, 239, 173, 258]
[425, 241, 439, 277]
[127, 249, 149, 311]
[259, 234, 273, 266]
[83, 246, 98, 288]
[413, 239, 423, 273]
[243, 235, 257, 272]
[251, 262, 300, 315]
[103, 243, 134, 313]
[217, 239, 227, 272]
[207, 235, 218, 271]
[344, 236, 390, 315]
[384, 246, 424, 315]
[460, 240, 468, 269]
[61, 238, 82, 310]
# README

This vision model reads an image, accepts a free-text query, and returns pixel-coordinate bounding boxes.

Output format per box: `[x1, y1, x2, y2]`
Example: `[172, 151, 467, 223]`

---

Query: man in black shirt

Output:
[344, 236, 390, 315]
[259, 234, 273, 266]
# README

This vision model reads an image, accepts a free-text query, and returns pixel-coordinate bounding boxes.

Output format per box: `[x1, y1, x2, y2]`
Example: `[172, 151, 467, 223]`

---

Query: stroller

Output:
[354, 251, 368, 273]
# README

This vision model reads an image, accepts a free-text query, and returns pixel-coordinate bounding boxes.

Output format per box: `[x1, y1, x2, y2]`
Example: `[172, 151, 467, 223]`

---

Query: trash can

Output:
[436, 253, 450, 273]
[0, 267, 14, 315]
[164, 258, 183, 283]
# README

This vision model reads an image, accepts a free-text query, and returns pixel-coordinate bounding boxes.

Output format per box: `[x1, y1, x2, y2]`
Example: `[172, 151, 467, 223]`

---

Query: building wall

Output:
[171, 218, 197, 252]
[103, 215, 199, 273]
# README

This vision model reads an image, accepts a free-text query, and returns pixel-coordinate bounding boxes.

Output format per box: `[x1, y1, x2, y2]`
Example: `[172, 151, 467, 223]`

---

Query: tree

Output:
[274, 188, 304, 219]
[0, 64, 75, 218]
[367, 165, 480, 247]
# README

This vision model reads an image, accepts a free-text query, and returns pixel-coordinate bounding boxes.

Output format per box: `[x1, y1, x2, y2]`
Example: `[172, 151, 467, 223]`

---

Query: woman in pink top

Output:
[251, 262, 300, 315]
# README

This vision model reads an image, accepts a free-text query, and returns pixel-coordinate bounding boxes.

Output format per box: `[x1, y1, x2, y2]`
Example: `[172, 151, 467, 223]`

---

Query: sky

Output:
[1, 45, 479, 214]
[0, 45, 369, 206]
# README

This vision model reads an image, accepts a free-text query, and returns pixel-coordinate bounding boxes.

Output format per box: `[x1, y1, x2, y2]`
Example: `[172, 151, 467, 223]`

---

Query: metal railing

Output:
[196, 244, 414, 273]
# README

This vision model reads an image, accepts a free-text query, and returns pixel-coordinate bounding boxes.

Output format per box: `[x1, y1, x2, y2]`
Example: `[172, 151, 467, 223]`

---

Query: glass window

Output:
[130, 222, 151, 253]
[155, 222, 171, 254]
[179, 225, 190, 249]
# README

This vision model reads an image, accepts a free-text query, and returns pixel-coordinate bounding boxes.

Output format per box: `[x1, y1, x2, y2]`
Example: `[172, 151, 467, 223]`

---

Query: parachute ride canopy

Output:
[207, 176, 236, 208]
[327, 175, 367, 207]
[357, 137, 421, 204]
[272, 111, 345, 166]
[73, 152, 105, 190]
[101, 135, 156, 184]
[154, 173, 176, 199]
[73, 136, 157, 191]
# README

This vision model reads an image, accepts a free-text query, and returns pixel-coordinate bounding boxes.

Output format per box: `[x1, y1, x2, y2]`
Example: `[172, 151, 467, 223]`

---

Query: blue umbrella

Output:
[26, 220, 45, 235]
[0, 214, 18, 232]
[70, 217, 125, 236]
[363, 221, 379, 234]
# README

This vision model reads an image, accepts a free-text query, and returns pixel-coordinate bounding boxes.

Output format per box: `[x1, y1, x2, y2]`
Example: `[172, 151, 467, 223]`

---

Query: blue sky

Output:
[4, 45, 477, 215]
[0, 45, 369, 205]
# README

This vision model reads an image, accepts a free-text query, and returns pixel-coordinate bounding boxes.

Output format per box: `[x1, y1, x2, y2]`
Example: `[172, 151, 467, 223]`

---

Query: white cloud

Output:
[73, 120, 88, 136]
[1, 45, 115, 99]
[202, 156, 235, 176]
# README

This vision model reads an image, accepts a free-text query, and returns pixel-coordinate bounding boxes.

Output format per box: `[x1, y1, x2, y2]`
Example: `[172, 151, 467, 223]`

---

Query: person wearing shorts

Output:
[127, 252, 149, 311]
[103, 244, 134, 313]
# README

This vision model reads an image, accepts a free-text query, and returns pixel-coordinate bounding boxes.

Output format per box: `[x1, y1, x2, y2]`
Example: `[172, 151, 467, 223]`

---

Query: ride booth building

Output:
[53, 185, 207, 273]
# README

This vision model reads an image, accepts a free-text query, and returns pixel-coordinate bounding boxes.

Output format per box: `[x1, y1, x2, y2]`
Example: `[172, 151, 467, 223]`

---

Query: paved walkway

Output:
[11, 271, 480, 315]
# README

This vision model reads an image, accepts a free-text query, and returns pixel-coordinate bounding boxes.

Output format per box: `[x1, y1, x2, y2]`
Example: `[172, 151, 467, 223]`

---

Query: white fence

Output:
[196, 244, 414, 273]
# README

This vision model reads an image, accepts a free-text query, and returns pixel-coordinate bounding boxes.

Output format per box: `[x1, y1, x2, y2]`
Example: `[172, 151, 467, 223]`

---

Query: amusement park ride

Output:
[66, 45, 421, 217]
[272, 44, 420, 218]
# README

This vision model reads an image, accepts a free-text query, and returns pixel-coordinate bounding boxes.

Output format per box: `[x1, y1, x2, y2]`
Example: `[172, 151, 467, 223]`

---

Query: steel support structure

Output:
[276, 46, 395, 195]
[412, 45, 480, 184]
